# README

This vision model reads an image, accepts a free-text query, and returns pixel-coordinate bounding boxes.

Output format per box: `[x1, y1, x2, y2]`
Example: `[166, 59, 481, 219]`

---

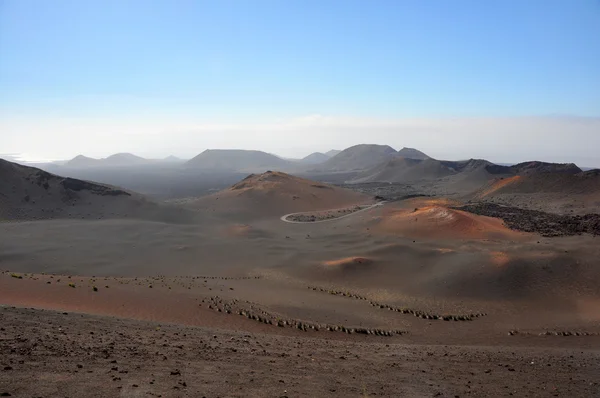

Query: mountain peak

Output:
[397, 147, 431, 160]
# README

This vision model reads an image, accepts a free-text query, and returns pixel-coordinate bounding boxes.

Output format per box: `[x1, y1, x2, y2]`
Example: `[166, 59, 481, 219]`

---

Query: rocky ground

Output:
[1, 307, 599, 398]
[456, 203, 600, 237]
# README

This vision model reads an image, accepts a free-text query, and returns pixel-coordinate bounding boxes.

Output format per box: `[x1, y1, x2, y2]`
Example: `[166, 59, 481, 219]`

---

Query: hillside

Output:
[0, 159, 192, 223]
[301, 152, 330, 164]
[345, 157, 599, 210]
[478, 169, 600, 196]
[350, 158, 500, 187]
[313, 144, 398, 172]
[469, 162, 600, 214]
[186, 149, 291, 172]
[325, 149, 341, 157]
[396, 147, 431, 160]
[352, 157, 454, 183]
[480, 161, 583, 176]
[511, 161, 582, 175]
[183, 171, 372, 221]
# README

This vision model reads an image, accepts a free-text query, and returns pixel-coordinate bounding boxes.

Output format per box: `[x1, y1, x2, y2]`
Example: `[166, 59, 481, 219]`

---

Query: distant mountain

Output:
[352, 157, 594, 202]
[103, 153, 148, 166]
[314, 144, 398, 172]
[163, 155, 184, 162]
[67, 155, 101, 167]
[325, 149, 342, 157]
[66, 153, 149, 168]
[185, 149, 292, 172]
[300, 152, 330, 164]
[396, 147, 431, 160]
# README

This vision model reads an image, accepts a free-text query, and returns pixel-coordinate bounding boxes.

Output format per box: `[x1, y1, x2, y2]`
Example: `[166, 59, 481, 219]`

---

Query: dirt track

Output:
[1, 307, 599, 398]
[281, 202, 384, 223]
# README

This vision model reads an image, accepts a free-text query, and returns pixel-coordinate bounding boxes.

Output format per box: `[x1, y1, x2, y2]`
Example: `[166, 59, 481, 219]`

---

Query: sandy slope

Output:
[182, 171, 372, 221]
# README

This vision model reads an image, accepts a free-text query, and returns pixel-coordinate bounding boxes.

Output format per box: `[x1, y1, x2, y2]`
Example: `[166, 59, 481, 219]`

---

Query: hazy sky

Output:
[1, 1, 599, 165]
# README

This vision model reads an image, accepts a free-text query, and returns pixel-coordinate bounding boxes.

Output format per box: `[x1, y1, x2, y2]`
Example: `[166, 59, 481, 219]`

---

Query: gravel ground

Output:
[1, 307, 599, 398]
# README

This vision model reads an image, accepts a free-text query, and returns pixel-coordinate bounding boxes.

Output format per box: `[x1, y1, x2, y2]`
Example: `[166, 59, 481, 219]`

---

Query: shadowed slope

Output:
[0, 158, 194, 223]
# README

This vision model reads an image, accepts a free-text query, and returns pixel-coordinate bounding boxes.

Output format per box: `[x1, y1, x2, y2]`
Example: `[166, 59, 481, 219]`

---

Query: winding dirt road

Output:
[280, 201, 386, 224]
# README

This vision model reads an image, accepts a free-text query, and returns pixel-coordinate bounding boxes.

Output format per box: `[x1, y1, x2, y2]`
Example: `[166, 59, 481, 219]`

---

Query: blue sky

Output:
[1, 0, 599, 162]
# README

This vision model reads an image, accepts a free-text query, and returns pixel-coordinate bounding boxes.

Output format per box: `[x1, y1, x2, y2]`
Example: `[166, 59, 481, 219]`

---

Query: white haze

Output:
[1, 115, 599, 167]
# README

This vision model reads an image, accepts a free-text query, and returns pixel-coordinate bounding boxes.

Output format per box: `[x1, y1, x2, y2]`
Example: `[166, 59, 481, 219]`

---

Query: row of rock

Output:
[308, 285, 487, 322]
[308, 286, 368, 301]
[150, 275, 261, 281]
[368, 301, 486, 322]
[203, 296, 406, 337]
[508, 330, 599, 337]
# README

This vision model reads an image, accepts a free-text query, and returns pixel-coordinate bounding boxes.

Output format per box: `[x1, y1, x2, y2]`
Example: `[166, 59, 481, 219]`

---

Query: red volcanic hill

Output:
[374, 201, 527, 240]
[184, 171, 372, 221]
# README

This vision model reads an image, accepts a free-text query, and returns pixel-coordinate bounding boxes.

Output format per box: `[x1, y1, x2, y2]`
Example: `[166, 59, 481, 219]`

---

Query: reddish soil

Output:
[478, 175, 522, 197]
[375, 205, 529, 240]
